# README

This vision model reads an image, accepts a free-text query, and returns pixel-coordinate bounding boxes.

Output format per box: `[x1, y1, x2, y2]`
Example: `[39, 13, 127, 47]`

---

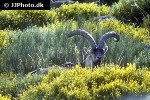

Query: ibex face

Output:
[82, 47, 104, 67]
[68, 29, 120, 68]
[91, 48, 104, 62]
[81, 48, 106, 68]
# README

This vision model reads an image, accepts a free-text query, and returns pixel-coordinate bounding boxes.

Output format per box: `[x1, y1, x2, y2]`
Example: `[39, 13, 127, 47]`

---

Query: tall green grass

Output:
[104, 34, 146, 66]
[0, 21, 80, 73]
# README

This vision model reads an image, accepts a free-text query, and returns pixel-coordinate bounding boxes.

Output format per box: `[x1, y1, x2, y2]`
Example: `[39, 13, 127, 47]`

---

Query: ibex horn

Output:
[98, 31, 120, 49]
[68, 29, 97, 50]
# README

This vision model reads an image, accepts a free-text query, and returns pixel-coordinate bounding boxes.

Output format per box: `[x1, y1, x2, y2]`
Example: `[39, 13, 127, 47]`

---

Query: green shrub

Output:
[134, 49, 150, 67]
[0, 20, 149, 73]
[0, 27, 56, 73]
[143, 14, 150, 31]
[56, 2, 109, 20]
[111, 0, 150, 23]
[0, 10, 58, 30]
[104, 34, 146, 67]
[19, 64, 150, 100]
[136, 0, 150, 15]
[0, 21, 78, 73]
[111, 0, 140, 20]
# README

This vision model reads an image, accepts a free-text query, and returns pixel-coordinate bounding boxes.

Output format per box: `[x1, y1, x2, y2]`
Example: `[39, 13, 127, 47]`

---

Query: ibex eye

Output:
[96, 49, 104, 53]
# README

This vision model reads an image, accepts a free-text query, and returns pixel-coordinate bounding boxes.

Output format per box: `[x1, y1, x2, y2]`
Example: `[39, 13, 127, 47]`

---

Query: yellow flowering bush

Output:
[0, 10, 58, 30]
[0, 73, 43, 99]
[0, 64, 150, 99]
[72, 19, 149, 43]
[57, 2, 109, 20]
[96, 19, 150, 43]
[0, 94, 11, 100]
[20, 64, 150, 100]
[0, 30, 9, 48]
[0, 73, 16, 98]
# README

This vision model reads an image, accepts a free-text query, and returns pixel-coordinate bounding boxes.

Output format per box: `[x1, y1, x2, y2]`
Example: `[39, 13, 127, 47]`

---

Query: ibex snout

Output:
[94, 49, 104, 60]
[96, 56, 103, 61]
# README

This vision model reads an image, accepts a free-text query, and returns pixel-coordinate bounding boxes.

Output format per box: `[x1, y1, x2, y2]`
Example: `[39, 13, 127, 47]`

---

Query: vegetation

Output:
[20, 64, 150, 100]
[111, 0, 150, 24]
[0, 19, 149, 73]
[56, 2, 109, 20]
[0, 73, 43, 99]
[0, 0, 150, 99]
[0, 10, 57, 30]
[0, 30, 9, 49]
[0, 65, 150, 100]
[0, 94, 11, 100]
[143, 14, 150, 31]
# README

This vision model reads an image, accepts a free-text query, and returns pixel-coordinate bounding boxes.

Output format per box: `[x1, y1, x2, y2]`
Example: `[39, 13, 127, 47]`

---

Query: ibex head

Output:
[68, 29, 120, 68]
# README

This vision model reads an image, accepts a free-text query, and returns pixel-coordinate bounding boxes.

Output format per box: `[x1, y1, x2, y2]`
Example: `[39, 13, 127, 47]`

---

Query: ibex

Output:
[68, 29, 120, 68]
